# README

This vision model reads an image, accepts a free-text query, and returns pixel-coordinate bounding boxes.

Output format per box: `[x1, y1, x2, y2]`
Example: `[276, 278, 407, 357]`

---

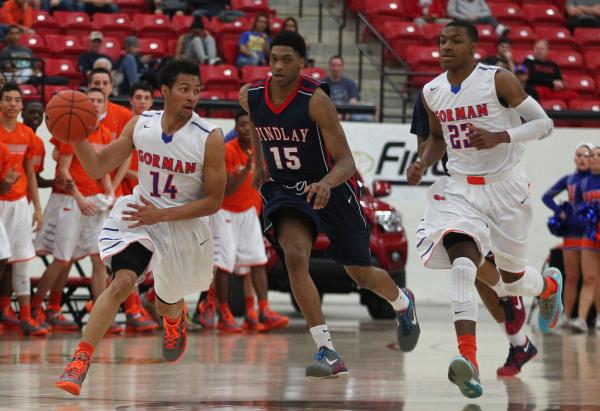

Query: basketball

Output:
[45, 90, 98, 143]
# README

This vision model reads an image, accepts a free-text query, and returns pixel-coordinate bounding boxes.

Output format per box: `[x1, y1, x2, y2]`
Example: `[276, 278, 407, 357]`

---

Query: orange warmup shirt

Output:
[222, 139, 262, 213]
[101, 101, 132, 197]
[0, 142, 11, 180]
[0, 0, 33, 28]
[51, 125, 112, 196]
[31, 134, 45, 175]
[0, 119, 35, 201]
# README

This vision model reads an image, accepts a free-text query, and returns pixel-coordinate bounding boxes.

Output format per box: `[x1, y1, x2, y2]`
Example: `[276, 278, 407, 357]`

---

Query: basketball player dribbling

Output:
[406, 20, 563, 398]
[55, 59, 226, 396]
[240, 30, 420, 379]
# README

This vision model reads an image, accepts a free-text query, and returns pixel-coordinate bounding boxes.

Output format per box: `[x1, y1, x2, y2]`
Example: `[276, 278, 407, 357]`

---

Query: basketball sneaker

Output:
[396, 288, 420, 352]
[448, 356, 482, 398]
[46, 309, 79, 331]
[20, 317, 49, 336]
[140, 292, 161, 325]
[305, 347, 348, 379]
[162, 305, 187, 362]
[242, 307, 265, 331]
[259, 308, 288, 331]
[570, 317, 588, 334]
[500, 296, 526, 335]
[126, 309, 160, 332]
[218, 306, 242, 333]
[106, 322, 125, 335]
[56, 351, 91, 396]
[0, 306, 20, 329]
[538, 267, 563, 333]
[194, 299, 217, 329]
[31, 306, 52, 331]
[496, 337, 538, 377]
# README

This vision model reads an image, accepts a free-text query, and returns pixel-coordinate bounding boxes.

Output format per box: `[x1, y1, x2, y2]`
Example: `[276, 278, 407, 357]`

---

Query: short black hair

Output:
[130, 81, 154, 98]
[24, 100, 43, 112]
[444, 20, 479, 43]
[158, 58, 200, 89]
[0, 82, 22, 99]
[235, 109, 249, 123]
[86, 87, 105, 100]
[270, 30, 306, 58]
[88, 67, 112, 84]
[497, 37, 511, 46]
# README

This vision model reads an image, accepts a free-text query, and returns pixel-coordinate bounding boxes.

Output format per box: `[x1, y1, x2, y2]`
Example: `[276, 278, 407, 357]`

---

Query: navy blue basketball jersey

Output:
[247, 75, 334, 185]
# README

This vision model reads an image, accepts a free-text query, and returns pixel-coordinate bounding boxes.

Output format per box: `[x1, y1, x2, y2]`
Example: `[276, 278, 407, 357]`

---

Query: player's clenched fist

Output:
[407, 160, 427, 186]
[305, 181, 331, 210]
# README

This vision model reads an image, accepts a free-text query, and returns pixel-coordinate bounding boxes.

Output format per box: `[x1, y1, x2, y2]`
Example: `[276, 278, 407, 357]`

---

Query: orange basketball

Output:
[45, 90, 98, 143]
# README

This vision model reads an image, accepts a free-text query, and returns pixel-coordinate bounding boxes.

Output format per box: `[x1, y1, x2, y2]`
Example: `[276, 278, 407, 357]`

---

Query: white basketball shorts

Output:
[0, 197, 35, 262]
[0, 218, 10, 260]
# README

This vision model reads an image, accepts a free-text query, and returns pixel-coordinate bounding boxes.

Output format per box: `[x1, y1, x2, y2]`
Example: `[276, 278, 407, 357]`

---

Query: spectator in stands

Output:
[406, 0, 451, 26]
[176, 16, 220, 66]
[447, 0, 509, 37]
[0, 25, 33, 84]
[0, 72, 5, 88]
[0, 0, 33, 37]
[482, 37, 515, 73]
[77, 31, 114, 77]
[80, 0, 118, 16]
[514, 63, 539, 101]
[566, 0, 600, 32]
[236, 14, 271, 68]
[282, 17, 314, 67]
[40, 0, 79, 12]
[93, 57, 113, 71]
[324, 55, 359, 106]
[152, 0, 186, 16]
[524, 39, 578, 105]
[189, 0, 229, 18]
[117, 36, 157, 96]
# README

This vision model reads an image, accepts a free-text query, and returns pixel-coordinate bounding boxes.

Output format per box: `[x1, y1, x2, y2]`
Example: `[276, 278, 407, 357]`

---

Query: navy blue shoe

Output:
[396, 288, 420, 352]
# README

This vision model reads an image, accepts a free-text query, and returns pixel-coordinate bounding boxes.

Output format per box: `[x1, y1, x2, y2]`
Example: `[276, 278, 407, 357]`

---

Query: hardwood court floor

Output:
[0, 303, 599, 410]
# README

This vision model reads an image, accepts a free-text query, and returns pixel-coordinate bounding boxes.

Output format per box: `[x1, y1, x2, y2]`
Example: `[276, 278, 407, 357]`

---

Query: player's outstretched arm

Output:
[240, 83, 268, 189]
[72, 116, 138, 180]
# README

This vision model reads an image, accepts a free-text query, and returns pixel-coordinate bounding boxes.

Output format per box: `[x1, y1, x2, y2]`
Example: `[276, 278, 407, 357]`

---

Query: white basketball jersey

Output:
[422, 63, 524, 176]
[132, 110, 216, 208]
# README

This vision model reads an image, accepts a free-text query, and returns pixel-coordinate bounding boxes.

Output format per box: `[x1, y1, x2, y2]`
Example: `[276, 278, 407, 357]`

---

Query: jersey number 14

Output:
[149, 171, 178, 199]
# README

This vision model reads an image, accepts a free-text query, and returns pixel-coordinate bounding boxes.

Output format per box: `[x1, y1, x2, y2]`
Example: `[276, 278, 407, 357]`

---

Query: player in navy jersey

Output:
[239, 30, 420, 379]
[542, 143, 592, 331]
[411, 91, 537, 377]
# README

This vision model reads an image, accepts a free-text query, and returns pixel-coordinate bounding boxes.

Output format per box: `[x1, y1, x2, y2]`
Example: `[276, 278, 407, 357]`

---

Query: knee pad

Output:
[12, 261, 30, 296]
[451, 257, 478, 322]
[503, 266, 544, 297]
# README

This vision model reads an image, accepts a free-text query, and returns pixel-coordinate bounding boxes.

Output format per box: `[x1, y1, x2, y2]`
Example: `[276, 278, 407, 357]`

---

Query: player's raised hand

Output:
[123, 196, 164, 227]
[305, 181, 331, 210]
[468, 126, 510, 150]
[407, 160, 427, 185]
[4, 166, 19, 185]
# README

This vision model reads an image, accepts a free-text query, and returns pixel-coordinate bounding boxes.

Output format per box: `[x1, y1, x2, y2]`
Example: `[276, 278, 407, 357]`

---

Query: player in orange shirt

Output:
[23, 101, 53, 189]
[201, 110, 288, 332]
[0, 83, 44, 336]
[0, 0, 33, 33]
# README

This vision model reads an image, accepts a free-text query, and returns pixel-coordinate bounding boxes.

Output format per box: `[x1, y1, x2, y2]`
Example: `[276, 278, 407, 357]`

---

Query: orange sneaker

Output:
[242, 307, 265, 332]
[194, 299, 217, 329]
[106, 322, 124, 335]
[126, 307, 160, 332]
[46, 309, 79, 332]
[20, 317, 49, 336]
[31, 306, 52, 331]
[218, 306, 242, 333]
[259, 308, 289, 331]
[56, 351, 91, 396]
[162, 305, 187, 362]
[0, 306, 20, 329]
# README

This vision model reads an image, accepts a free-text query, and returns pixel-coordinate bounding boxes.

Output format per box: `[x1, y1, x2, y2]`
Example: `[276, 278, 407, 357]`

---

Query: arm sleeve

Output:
[542, 175, 568, 213]
[507, 96, 554, 143]
[410, 91, 430, 137]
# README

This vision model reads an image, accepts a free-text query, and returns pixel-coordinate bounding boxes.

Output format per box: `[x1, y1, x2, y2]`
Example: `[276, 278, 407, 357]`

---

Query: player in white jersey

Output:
[406, 20, 563, 399]
[55, 59, 226, 396]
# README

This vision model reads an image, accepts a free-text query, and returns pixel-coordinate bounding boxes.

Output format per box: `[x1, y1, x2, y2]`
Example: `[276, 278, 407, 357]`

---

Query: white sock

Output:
[503, 267, 544, 297]
[389, 287, 410, 311]
[310, 324, 334, 350]
[490, 279, 507, 298]
[507, 330, 527, 347]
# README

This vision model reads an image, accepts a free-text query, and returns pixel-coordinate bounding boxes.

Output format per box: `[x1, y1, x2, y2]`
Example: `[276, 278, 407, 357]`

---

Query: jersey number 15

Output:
[269, 147, 301, 170]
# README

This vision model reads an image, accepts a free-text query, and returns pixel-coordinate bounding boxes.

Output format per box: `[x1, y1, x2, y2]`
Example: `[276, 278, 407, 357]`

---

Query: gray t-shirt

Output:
[323, 76, 359, 105]
[0, 45, 33, 70]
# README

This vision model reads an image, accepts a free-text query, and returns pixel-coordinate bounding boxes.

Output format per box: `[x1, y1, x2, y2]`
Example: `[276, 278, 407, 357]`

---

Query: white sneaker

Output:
[595, 318, 600, 331]
[496, 24, 510, 37]
[208, 57, 221, 65]
[570, 317, 588, 333]
[559, 314, 570, 329]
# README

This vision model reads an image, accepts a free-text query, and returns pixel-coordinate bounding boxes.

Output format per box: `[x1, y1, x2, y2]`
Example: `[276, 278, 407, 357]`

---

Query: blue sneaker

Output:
[396, 288, 420, 352]
[538, 267, 563, 333]
[305, 347, 348, 380]
[448, 356, 483, 398]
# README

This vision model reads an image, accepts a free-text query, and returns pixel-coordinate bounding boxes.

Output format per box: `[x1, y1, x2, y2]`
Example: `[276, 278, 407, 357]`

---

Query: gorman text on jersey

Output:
[138, 150, 197, 174]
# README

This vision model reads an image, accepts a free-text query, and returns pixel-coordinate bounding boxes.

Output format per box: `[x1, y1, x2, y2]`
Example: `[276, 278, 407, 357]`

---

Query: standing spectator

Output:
[236, 14, 270, 68]
[0, 0, 33, 37]
[524, 39, 578, 105]
[482, 37, 515, 73]
[405, 0, 451, 26]
[0, 26, 33, 84]
[447, 0, 509, 37]
[80, 0, 118, 16]
[117, 36, 157, 96]
[566, 0, 600, 32]
[78, 32, 114, 77]
[176, 16, 219, 65]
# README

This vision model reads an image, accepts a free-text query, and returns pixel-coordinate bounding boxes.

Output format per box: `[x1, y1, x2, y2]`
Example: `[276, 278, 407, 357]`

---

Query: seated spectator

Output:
[236, 14, 271, 68]
[116, 36, 157, 96]
[189, 0, 229, 18]
[78, 31, 114, 77]
[0, 72, 6, 88]
[566, 0, 600, 32]
[93, 57, 113, 71]
[0, 25, 33, 84]
[524, 39, 578, 104]
[514, 63, 539, 101]
[175, 16, 220, 65]
[80, 0, 118, 16]
[0, 0, 33, 38]
[405, 0, 452, 26]
[152, 0, 187, 16]
[447, 0, 509, 37]
[40, 0, 79, 12]
[281, 17, 314, 67]
[481, 37, 515, 73]
[323, 55, 372, 121]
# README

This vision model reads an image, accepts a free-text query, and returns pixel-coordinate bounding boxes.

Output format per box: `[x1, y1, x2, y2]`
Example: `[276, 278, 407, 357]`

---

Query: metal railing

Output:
[317, 0, 347, 57]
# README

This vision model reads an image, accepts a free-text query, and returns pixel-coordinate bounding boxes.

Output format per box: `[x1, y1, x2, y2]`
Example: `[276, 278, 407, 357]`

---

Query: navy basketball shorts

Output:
[260, 180, 372, 267]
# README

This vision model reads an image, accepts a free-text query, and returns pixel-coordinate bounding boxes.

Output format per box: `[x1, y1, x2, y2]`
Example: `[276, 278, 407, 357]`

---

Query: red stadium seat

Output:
[383, 21, 423, 44]
[32, 11, 59, 36]
[301, 67, 327, 81]
[19, 84, 40, 101]
[93, 13, 132, 41]
[45, 34, 86, 57]
[201, 65, 240, 93]
[219, 39, 239, 65]
[43, 85, 71, 104]
[521, 4, 563, 26]
[512, 48, 534, 63]
[270, 17, 285, 34]
[405, 45, 440, 70]
[167, 38, 178, 56]
[584, 51, 600, 73]
[534, 27, 575, 49]
[569, 99, 600, 111]
[348, 0, 368, 13]
[18, 34, 48, 56]
[230, 0, 271, 13]
[133, 14, 174, 39]
[421, 23, 445, 45]
[476, 24, 498, 46]
[54, 11, 92, 37]
[99, 37, 122, 62]
[562, 74, 597, 96]
[45, 59, 83, 85]
[241, 66, 271, 83]
[574, 28, 600, 48]
[199, 91, 226, 100]
[487, 3, 526, 25]
[138, 38, 166, 58]
[476, 43, 496, 60]
[540, 99, 567, 110]
[507, 25, 537, 47]
[548, 50, 584, 74]
[366, 0, 405, 34]
[115, 0, 150, 15]
[209, 17, 250, 43]
[172, 15, 194, 37]
[227, 90, 240, 101]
